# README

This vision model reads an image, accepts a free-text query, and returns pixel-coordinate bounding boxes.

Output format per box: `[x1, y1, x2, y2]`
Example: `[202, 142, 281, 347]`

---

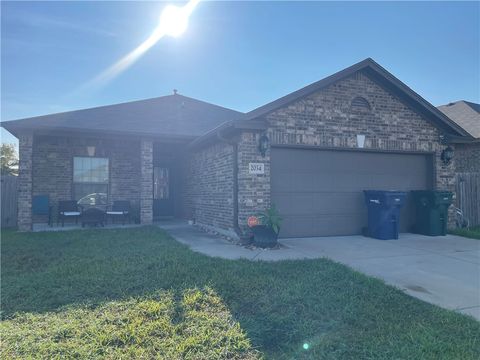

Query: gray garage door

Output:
[271, 147, 433, 238]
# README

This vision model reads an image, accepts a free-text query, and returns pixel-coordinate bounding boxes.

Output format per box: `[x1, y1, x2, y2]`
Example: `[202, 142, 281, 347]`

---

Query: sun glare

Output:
[79, 0, 200, 91]
[159, 5, 189, 37]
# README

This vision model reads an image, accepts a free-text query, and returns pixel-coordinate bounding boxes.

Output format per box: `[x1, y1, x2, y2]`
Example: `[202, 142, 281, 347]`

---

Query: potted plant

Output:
[248, 205, 282, 248]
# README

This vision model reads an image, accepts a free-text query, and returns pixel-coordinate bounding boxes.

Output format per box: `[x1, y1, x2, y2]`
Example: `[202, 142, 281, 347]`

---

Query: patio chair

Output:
[57, 200, 81, 227]
[33, 195, 52, 226]
[106, 200, 131, 225]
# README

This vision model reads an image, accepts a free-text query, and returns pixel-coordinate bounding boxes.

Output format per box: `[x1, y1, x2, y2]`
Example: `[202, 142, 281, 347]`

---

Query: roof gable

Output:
[243, 58, 471, 138]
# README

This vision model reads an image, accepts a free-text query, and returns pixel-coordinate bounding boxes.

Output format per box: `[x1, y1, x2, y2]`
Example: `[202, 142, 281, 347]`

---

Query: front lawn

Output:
[1, 227, 479, 359]
[450, 226, 480, 240]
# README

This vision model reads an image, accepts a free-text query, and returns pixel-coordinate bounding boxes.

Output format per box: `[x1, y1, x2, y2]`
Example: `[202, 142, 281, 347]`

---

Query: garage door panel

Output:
[275, 193, 316, 215]
[271, 148, 432, 238]
[276, 192, 364, 216]
[311, 192, 364, 214]
[312, 214, 365, 237]
[280, 214, 365, 238]
[280, 216, 316, 238]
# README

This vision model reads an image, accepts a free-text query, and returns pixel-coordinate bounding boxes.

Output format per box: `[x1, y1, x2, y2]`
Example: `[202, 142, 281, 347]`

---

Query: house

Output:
[437, 100, 480, 173]
[437, 100, 480, 226]
[1, 58, 474, 237]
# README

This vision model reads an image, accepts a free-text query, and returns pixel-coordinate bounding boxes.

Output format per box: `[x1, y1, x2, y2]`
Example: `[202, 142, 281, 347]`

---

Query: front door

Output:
[153, 166, 174, 218]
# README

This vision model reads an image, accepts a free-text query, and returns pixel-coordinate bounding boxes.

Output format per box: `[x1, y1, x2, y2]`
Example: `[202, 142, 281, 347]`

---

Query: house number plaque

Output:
[249, 163, 265, 174]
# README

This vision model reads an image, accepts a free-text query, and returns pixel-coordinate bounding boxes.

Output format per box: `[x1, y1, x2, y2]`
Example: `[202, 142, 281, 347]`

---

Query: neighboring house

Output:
[438, 100, 480, 173]
[437, 100, 480, 227]
[1, 58, 474, 237]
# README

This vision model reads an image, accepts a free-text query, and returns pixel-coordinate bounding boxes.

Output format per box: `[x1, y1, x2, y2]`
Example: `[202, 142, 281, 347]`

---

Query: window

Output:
[73, 157, 109, 206]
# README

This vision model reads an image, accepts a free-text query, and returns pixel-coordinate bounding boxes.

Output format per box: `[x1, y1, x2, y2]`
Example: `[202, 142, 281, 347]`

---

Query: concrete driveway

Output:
[160, 221, 480, 320]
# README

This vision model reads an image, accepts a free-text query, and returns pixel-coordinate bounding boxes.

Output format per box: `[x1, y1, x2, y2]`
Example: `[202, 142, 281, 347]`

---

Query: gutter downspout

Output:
[217, 131, 242, 239]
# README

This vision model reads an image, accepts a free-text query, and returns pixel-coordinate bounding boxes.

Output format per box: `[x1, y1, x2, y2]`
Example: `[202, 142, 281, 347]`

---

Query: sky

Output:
[1, 1, 479, 147]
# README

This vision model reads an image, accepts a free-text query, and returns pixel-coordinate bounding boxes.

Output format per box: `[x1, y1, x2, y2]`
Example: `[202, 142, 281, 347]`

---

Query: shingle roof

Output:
[437, 101, 480, 139]
[2, 58, 474, 142]
[1, 94, 243, 138]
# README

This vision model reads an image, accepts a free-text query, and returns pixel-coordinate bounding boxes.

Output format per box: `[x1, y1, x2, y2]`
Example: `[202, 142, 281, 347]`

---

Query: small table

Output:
[81, 208, 106, 227]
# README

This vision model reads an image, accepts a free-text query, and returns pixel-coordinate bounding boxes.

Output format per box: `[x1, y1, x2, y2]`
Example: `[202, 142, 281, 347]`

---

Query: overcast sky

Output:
[2, 1, 479, 147]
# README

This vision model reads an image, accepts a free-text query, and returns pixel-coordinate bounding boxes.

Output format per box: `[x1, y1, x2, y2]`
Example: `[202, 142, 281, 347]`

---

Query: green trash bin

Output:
[412, 191, 453, 236]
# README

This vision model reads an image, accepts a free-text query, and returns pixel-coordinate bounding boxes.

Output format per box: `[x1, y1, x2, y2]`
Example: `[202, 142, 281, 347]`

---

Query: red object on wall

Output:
[247, 216, 259, 227]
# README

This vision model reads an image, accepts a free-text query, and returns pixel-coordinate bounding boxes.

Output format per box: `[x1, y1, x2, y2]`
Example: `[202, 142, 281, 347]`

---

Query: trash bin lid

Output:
[364, 190, 407, 207]
[412, 190, 453, 205]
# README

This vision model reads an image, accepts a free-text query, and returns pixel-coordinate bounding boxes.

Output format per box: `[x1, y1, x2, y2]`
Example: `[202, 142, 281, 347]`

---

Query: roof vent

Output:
[351, 96, 371, 111]
[173, 89, 178, 95]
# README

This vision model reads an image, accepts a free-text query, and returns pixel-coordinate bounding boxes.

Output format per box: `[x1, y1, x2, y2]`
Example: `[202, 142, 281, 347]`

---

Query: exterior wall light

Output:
[356, 134, 366, 148]
[258, 134, 270, 157]
[86, 146, 96, 157]
[441, 146, 454, 165]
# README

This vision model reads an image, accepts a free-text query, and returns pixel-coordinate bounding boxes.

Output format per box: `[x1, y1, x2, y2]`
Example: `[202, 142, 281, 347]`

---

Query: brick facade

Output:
[28, 135, 141, 226]
[184, 141, 235, 235]
[17, 133, 33, 231]
[140, 139, 153, 224]
[455, 143, 480, 173]
[17, 70, 461, 233]
[237, 132, 270, 233]
[234, 70, 456, 230]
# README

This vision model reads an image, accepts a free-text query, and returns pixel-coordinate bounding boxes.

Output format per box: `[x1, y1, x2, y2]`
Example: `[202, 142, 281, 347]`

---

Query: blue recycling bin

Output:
[363, 190, 407, 240]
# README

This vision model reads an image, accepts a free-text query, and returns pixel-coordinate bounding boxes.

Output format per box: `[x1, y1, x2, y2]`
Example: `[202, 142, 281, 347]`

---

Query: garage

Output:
[271, 147, 434, 238]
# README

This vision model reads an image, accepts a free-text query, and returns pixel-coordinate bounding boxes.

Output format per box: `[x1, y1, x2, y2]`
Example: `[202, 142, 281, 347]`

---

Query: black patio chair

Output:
[57, 200, 81, 227]
[106, 200, 131, 225]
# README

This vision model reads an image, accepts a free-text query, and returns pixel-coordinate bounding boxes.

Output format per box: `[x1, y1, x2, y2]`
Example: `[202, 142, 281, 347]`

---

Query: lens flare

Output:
[79, 0, 200, 91]
[159, 5, 188, 37]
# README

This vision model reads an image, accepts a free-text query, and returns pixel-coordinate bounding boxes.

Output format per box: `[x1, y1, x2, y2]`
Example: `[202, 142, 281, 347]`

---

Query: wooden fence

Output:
[455, 172, 480, 227]
[1, 175, 18, 228]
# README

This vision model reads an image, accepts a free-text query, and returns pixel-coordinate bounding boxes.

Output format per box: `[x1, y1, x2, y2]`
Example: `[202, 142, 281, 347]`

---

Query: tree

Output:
[1, 143, 18, 176]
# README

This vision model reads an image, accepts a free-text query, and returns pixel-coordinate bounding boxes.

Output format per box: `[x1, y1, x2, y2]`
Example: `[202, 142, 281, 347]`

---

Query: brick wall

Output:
[184, 141, 235, 233]
[237, 132, 270, 233]
[18, 133, 33, 231]
[140, 139, 153, 224]
[236, 70, 457, 230]
[455, 143, 480, 173]
[31, 135, 141, 224]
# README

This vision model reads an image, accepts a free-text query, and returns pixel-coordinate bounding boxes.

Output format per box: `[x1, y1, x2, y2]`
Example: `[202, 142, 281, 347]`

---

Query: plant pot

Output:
[251, 225, 278, 248]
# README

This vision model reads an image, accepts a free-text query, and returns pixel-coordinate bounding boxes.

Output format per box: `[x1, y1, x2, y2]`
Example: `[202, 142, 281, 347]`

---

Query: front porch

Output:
[18, 132, 191, 231]
[30, 218, 178, 232]
[32, 222, 144, 232]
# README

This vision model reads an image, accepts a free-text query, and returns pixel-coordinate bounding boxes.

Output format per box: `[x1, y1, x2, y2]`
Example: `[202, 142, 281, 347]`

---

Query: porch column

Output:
[140, 138, 153, 224]
[18, 132, 33, 231]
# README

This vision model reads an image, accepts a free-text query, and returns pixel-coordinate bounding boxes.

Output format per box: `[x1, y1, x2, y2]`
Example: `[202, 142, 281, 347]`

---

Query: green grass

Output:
[449, 226, 480, 240]
[1, 227, 479, 359]
[1, 288, 258, 359]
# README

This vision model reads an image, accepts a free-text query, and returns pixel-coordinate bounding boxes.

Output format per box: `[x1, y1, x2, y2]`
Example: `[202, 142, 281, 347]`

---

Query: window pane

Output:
[73, 167, 82, 182]
[73, 157, 108, 184]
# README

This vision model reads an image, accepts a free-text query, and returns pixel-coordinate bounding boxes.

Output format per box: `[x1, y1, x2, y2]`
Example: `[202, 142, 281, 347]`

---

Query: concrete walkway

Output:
[159, 221, 480, 320]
